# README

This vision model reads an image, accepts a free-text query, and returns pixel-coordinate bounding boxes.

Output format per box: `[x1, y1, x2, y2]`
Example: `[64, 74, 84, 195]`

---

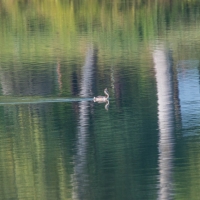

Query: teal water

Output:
[0, 97, 94, 104]
[0, 1, 200, 200]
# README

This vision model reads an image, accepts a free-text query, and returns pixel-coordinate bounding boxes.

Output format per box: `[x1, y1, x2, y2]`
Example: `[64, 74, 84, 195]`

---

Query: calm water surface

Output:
[0, 1, 200, 199]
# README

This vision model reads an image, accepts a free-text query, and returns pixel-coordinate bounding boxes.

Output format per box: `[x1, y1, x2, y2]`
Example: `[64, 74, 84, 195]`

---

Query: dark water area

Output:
[0, 0, 200, 199]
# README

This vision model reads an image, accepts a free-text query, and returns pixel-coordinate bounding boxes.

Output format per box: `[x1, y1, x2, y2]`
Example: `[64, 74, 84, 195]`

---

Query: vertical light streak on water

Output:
[72, 46, 94, 199]
[153, 47, 174, 200]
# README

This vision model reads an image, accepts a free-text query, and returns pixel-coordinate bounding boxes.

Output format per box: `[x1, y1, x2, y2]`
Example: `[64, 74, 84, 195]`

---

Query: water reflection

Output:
[94, 100, 109, 111]
[72, 46, 95, 199]
[153, 46, 175, 199]
[0, 64, 55, 96]
[177, 60, 200, 137]
[104, 100, 109, 110]
[1, 0, 200, 199]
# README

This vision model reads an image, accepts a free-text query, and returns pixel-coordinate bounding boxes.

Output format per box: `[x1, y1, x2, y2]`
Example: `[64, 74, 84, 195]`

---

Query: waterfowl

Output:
[93, 88, 109, 102]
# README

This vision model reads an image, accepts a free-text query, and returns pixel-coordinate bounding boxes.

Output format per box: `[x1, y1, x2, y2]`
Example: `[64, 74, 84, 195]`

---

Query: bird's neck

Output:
[104, 91, 109, 98]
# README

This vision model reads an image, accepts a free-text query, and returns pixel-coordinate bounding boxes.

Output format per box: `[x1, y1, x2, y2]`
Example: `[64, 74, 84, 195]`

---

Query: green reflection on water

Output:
[0, 0, 200, 200]
[0, 103, 76, 200]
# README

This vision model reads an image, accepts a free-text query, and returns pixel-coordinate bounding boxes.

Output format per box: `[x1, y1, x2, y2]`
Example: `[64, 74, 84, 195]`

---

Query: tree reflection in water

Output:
[72, 46, 96, 199]
[153, 46, 175, 200]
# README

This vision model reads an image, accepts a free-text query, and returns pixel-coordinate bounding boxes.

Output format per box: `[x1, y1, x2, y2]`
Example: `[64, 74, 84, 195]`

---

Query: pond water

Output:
[0, 1, 200, 199]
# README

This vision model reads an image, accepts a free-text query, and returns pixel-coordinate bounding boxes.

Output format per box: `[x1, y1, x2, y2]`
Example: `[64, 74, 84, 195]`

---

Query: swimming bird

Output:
[93, 88, 109, 102]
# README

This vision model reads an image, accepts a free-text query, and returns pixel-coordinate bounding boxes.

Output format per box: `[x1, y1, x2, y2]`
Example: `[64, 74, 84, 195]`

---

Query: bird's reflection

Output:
[105, 100, 109, 110]
[93, 99, 109, 110]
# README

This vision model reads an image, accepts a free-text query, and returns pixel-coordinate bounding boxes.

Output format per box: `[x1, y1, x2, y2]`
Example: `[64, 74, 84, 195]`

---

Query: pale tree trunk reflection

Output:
[153, 47, 174, 200]
[72, 46, 95, 199]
